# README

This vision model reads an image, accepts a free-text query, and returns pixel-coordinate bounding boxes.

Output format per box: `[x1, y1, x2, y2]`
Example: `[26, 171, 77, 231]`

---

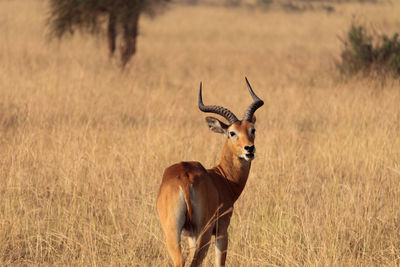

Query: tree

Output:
[48, 0, 170, 67]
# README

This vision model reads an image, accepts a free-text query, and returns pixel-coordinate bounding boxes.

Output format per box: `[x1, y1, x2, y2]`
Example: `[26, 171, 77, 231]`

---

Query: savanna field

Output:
[1, 0, 400, 265]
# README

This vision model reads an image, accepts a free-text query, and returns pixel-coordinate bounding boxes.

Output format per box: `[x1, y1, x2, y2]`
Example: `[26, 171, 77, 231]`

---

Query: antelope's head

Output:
[198, 78, 264, 162]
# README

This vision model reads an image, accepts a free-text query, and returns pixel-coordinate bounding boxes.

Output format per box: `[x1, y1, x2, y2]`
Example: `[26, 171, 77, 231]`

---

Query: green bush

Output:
[338, 23, 400, 76]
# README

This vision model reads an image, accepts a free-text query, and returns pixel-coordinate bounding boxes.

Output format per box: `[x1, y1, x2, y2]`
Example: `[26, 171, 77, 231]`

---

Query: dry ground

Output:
[1, 0, 400, 266]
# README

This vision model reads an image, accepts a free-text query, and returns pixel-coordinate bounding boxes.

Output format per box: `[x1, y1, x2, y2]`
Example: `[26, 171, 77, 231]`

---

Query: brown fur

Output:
[157, 119, 258, 267]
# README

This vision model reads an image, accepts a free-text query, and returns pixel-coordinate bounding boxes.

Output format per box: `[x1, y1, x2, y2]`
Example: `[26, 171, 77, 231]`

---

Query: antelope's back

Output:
[158, 161, 216, 197]
[157, 161, 220, 226]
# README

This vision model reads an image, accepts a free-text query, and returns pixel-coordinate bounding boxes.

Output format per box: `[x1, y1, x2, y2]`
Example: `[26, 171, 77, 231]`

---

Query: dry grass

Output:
[1, 0, 400, 266]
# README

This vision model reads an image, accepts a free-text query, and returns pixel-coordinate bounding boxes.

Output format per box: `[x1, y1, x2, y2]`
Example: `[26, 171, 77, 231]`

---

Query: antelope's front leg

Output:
[215, 231, 228, 267]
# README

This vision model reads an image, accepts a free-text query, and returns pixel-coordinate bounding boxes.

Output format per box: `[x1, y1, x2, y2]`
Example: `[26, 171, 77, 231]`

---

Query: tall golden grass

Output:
[1, 0, 400, 265]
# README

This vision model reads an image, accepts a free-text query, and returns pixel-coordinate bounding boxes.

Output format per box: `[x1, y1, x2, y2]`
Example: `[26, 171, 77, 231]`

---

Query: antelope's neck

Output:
[213, 144, 251, 202]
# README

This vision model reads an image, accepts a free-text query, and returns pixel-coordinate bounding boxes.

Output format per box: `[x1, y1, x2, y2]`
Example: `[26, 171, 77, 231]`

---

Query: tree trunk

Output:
[107, 12, 117, 57]
[120, 12, 140, 68]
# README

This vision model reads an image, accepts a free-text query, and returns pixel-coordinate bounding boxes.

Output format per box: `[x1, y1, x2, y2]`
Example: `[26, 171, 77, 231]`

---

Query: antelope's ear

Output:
[205, 116, 229, 135]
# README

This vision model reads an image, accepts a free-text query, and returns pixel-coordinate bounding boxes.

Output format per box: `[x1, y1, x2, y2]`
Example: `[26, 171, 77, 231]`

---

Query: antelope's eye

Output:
[229, 131, 236, 137]
[251, 128, 256, 135]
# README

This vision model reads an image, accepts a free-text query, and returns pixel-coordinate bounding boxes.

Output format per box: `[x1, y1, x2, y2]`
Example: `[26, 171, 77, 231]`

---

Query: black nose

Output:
[244, 145, 255, 153]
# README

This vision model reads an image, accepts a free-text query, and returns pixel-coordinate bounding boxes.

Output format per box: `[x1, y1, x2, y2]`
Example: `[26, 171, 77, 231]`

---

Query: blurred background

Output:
[0, 0, 400, 265]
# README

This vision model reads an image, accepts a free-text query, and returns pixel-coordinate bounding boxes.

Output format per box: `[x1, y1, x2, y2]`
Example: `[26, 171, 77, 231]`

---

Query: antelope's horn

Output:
[242, 77, 264, 122]
[198, 82, 239, 125]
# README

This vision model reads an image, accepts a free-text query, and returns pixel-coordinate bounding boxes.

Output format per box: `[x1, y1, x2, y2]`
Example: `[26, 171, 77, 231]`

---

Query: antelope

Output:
[157, 78, 264, 267]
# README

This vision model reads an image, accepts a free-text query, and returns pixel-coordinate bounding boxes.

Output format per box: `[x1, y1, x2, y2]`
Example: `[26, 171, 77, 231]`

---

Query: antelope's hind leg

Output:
[189, 229, 213, 267]
[164, 229, 184, 267]
[215, 232, 228, 267]
[157, 187, 187, 267]
[187, 236, 197, 261]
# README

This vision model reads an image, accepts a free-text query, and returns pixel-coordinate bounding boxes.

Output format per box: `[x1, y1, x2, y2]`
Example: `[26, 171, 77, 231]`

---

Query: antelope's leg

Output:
[187, 236, 197, 261]
[165, 229, 184, 267]
[215, 232, 228, 267]
[157, 186, 187, 267]
[189, 229, 213, 267]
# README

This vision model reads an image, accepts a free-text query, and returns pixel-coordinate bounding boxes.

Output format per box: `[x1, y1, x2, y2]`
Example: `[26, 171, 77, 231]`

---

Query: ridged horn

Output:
[198, 82, 239, 124]
[242, 77, 264, 122]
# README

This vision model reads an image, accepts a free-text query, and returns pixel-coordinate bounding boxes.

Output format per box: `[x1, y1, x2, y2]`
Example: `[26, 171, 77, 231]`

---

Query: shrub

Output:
[338, 23, 400, 76]
[48, 0, 170, 67]
[256, 0, 273, 6]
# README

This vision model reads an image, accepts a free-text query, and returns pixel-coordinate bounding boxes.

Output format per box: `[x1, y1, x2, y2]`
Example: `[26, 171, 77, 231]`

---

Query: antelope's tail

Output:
[179, 184, 194, 225]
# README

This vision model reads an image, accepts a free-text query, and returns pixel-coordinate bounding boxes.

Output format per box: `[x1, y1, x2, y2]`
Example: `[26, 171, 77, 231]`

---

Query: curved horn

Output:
[198, 82, 239, 124]
[242, 77, 264, 122]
